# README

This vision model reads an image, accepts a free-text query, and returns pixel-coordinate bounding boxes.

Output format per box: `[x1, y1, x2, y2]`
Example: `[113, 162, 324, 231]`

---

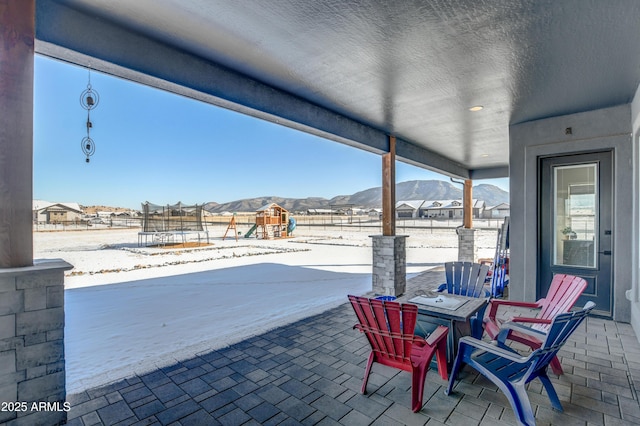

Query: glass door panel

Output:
[553, 164, 597, 268]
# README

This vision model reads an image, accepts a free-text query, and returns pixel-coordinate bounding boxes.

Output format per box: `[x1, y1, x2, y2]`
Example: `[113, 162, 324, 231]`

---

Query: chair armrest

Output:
[487, 299, 541, 318]
[510, 317, 552, 325]
[424, 325, 449, 346]
[496, 321, 548, 346]
[458, 336, 529, 363]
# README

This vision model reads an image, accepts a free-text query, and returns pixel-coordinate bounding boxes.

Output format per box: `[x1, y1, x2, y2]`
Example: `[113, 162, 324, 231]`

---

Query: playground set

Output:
[224, 203, 296, 240]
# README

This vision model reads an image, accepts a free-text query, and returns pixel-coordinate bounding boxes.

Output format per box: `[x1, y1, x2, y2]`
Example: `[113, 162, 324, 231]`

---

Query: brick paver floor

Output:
[66, 270, 640, 425]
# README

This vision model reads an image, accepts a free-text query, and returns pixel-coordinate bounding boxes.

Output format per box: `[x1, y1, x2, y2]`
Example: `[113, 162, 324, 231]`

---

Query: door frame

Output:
[538, 151, 613, 316]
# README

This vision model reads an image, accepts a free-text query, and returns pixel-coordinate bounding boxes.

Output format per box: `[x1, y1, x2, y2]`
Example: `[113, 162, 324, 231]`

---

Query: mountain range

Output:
[205, 180, 509, 213]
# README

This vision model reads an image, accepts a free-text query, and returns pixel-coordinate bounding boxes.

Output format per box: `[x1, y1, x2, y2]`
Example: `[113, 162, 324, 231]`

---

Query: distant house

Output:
[419, 200, 442, 218]
[471, 199, 486, 218]
[109, 211, 138, 218]
[113, 211, 137, 217]
[395, 200, 425, 218]
[421, 200, 460, 218]
[33, 200, 83, 224]
[306, 208, 332, 215]
[419, 199, 485, 219]
[368, 208, 382, 219]
[483, 203, 510, 219]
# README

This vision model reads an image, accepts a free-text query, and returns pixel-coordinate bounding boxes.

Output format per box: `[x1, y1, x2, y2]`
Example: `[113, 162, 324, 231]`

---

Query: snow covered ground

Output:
[33, 226, 497, 394]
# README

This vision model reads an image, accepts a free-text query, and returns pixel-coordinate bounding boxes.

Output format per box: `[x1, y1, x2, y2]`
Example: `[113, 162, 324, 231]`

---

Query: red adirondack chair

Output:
[483, 274, 587, 375]
[348, 295, 449, 412]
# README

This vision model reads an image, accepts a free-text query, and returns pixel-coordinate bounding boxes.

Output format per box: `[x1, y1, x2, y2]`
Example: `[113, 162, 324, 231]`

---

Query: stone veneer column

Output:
[457, 228, 477, 263]
[371, 235, 407, 296]
[0, 259, 72, 425]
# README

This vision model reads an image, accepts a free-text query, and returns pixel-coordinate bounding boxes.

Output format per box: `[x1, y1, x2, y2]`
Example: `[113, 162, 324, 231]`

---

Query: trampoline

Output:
[138, 201, 209, 246]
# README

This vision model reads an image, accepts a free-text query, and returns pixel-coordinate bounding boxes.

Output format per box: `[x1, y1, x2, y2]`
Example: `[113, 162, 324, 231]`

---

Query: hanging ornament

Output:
[80, 68, 100, 163]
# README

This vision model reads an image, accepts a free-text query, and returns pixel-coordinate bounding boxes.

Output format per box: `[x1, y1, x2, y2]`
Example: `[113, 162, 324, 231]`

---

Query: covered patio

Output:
[2, 0, 640, 424]
[64, 270, 640, 425]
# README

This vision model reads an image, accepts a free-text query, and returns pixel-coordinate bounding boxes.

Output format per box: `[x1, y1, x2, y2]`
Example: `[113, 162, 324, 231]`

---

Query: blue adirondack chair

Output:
[490, 258, 508, 298]
[445, 302, 596, 426]
[437, 261, 491, 297]
[437, 261, 490, 338]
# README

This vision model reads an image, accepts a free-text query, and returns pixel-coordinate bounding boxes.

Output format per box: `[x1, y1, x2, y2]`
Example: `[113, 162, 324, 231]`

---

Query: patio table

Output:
[409, 292, 488, 371]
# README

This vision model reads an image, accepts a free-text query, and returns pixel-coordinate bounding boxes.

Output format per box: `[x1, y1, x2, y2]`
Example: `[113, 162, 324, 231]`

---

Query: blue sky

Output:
[34, 56, 508, 210]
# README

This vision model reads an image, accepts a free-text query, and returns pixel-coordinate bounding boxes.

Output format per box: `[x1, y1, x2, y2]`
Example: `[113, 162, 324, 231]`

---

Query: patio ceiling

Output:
[35, 0, 640, 179]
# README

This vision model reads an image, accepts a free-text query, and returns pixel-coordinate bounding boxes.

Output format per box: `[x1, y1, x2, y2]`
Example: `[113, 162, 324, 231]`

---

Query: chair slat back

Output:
[444, 262, 490, 298]
[529, 302, 595, 371]
[348, 295, 418, 364]
[491, 262, 507, 297]
[534, 274, 587, 331]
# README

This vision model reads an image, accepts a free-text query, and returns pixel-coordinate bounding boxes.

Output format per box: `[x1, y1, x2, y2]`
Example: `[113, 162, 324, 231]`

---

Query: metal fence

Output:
[201, 215, 504, 233]
[34, 215, 505, 233]
[33, 218, 142, 231]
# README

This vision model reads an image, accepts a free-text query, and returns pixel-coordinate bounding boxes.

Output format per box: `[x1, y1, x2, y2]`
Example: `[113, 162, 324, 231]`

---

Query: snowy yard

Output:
[34, 226, 497, 393]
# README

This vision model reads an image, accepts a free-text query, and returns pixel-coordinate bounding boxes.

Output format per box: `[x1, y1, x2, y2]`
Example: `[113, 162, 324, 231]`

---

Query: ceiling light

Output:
[469, 105, 483, 112]
[481, 154, 489, 157]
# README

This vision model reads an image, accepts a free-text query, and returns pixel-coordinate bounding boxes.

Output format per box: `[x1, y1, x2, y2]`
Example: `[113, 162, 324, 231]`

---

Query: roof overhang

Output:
[34, 1, 640, 180]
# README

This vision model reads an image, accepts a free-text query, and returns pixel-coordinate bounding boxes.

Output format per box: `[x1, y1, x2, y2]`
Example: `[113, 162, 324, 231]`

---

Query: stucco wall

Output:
[509, 104, 633, 322]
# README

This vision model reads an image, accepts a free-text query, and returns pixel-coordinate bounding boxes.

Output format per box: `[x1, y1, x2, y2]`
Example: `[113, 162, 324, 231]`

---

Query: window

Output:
[553, 163, 597, 268]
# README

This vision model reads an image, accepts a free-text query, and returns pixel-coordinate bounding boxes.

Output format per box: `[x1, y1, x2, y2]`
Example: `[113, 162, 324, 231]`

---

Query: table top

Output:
[409, 292, 488, 322]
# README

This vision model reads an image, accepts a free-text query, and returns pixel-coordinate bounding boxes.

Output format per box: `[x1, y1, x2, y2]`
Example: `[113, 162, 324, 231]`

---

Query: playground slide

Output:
[288, 217, 296, 234]
[244, 223, 257, 238]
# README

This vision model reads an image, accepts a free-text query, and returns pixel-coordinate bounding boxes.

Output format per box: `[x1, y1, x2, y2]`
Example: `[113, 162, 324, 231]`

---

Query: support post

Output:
[457, 228, 477, 263]
[371, 235, 407, 296]
[0, 0, 34, 268]
[371, 136, 405, 296]
[382, 136, 396, 236]
[0, 4, 73, 425]
[463, 179, 473, 229]
[458, 179, 477, 262]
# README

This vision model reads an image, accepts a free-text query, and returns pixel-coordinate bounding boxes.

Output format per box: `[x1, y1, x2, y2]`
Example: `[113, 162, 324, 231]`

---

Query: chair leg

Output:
[409, 345, 438, 412]
[361, 352, 375, 394]
[539, 372, 563, 412]
[549, 355, 564, 375]
[435, 339, 448, 381]
[411, 366, 427, 412]
[500, 381, 536, 426]
[445, 353, 464, 395]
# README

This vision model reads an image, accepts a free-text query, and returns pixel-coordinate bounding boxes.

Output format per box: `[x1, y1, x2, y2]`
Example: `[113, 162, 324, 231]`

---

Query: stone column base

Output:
[457, 228, 477, 263]
[0, 259, 73, 426]
[371, 235, 407, 297]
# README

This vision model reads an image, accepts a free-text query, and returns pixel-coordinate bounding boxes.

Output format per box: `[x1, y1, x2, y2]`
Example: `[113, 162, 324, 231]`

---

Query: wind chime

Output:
[80, 69, 100, 163]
